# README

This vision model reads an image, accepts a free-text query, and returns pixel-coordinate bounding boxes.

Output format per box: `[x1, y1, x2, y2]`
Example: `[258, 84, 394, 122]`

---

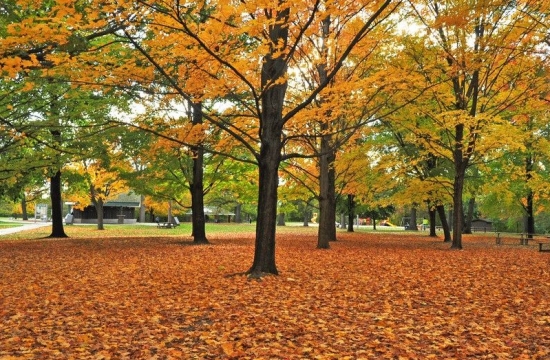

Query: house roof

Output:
[104, 193, 141, 208]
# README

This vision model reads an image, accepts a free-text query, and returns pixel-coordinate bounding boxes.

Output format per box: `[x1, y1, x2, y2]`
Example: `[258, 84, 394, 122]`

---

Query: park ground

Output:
[1, 223, 550, 359]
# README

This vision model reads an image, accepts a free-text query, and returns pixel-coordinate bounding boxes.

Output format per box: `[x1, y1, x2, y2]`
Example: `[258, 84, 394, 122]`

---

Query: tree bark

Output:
[247, 5, 289, 276]
[317, 145, 337, 248]
[21, 196, 28, 221]
[347, 194, 354, 232]
[316, 15, 337, 249]
[436, 204, 451, 242]
[190, 101, 209, 244]
[48, 170, 67, 238]
[525, 154, 535, 237]
[429, 206, 437, 237]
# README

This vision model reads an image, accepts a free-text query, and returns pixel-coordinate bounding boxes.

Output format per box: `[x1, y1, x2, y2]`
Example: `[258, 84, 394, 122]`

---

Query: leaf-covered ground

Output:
[1, 231, 550, 359]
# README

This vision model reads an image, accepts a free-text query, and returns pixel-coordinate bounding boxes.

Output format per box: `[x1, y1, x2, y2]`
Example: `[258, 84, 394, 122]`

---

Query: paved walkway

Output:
[0, 221, 51, 236]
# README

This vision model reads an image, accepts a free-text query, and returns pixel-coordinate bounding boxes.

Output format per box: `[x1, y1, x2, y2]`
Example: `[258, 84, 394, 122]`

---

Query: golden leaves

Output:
[1, 232, 550, 358]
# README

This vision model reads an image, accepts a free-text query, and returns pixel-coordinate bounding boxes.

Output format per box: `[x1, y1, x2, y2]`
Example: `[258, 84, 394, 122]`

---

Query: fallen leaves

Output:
[1, 232, 550, 358]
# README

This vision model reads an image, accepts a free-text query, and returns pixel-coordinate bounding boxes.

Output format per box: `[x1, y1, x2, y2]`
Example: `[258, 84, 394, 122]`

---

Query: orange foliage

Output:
[1, 232, 550, 358]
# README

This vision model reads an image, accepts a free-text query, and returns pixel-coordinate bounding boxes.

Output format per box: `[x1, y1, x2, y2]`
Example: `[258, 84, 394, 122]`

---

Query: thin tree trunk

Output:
[317, 145, 337, 247]
[429, 206, 437, 237]
[525, 190, 535, 236]
[347, 194, 354, 232]
[436, 204, 451, 242]
[21, 195, 28, 221]
[48, 170, 67, 238]
[190, 101, 209, 244]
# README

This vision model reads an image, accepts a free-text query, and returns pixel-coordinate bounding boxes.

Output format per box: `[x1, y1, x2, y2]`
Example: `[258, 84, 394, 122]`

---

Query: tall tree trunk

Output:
[347, 194, 354, 232]
[190, 101, 209, 244]
[48, 170, 67, 238]
[436, 204, 451, 242]
[525, 190, 535, 236]
[525, 154, 535, 237]
[451, 133, 468, 249]
[316, 15, 337, 249]
[248, 5, 289, 276]
[317, 146, 337, 248]
[429, 206, 437, 237]
[249, 143, 281, 276]
[21, 195, 28, 221]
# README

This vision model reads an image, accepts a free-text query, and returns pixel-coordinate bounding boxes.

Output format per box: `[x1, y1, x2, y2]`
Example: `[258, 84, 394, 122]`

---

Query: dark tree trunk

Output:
[48, 170, 67, 238]
[249, 143, 281, 276]
[451, 124, 468, 249]
[429, 206, 437, 237]
[436, 204, 451, 242]
[190, 101, 209, 244]
[372, 215, 377, 231]
[347, 194, 354, 232]
[247, 5, 289, 276]
[525, 190, 535, 236]
[525, 154, 535, 237]
[21, 196, 28, 221]
[317, 145, 337, 247]
[316, 14, 337, 248]
[92, 197, 105, 230]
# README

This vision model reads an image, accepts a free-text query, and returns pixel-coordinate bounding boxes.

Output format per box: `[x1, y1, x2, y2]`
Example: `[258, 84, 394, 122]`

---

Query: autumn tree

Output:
[392, 0, 549, 248]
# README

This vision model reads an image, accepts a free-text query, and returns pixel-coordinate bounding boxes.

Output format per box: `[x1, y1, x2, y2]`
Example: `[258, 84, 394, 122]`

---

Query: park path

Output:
[0, 221, 51, 236]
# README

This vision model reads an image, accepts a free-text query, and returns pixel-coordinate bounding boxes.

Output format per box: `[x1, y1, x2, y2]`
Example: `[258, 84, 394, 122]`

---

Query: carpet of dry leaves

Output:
[1, 231, 550, 359]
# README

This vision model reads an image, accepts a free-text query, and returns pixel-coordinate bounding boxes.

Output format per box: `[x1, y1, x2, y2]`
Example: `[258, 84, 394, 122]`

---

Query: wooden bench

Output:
[496, 232, 550, 250]
[156, 216, 180, 229]
[538, 240, 550, 252]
